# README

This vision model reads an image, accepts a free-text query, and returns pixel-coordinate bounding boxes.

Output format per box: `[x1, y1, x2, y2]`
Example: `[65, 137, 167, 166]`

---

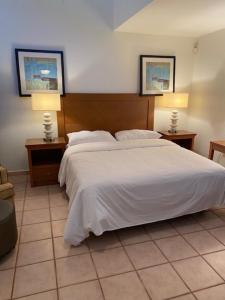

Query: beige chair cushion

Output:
[0, 166, 8, 184]
[0, 183, 14, 200]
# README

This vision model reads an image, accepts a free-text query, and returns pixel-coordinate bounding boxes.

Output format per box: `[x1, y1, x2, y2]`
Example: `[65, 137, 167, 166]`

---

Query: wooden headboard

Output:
[57, 93, 155, 138]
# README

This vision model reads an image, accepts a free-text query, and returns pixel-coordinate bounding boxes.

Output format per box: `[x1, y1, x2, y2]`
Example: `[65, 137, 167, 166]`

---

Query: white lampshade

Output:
[157, 93, 189, 109]
[32, 93, 61, 111]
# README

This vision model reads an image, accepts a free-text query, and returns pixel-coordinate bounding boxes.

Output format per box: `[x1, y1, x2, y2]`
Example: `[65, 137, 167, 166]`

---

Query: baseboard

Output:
[8, 170, 29, 176]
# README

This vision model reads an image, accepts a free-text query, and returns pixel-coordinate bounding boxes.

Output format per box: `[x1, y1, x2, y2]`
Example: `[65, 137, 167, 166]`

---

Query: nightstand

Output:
[159, 130, 197, 150]
[25, 137, 66, 187]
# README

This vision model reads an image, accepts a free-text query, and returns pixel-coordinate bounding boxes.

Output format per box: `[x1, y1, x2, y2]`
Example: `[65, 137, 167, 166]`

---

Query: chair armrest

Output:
[0, 183, 14, 202]
[0, 166, 8, 184]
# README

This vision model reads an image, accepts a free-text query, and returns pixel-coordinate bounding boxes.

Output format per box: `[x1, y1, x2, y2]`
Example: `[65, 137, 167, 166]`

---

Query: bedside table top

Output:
[159, 130, 197, 137]
[210, 140, 225, 147]
[25, 137, 66, 147]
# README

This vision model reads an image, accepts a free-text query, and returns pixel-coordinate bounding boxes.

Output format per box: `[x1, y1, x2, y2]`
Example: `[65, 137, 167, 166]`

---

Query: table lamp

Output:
[32, 93, 61, 142]
[158, 93, 189, 133]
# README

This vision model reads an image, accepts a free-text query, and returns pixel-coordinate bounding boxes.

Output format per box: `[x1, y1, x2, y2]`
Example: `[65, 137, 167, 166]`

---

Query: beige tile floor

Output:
[1, 175, 225, 299]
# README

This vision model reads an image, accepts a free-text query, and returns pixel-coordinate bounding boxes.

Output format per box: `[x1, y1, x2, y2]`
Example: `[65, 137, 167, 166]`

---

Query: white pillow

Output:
[67, 130, 116, 146]
[115, 129, 162, 141]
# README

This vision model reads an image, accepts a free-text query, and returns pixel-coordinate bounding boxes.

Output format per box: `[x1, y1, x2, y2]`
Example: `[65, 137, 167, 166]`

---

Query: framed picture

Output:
[140, 55, 176, 96]
[15, 49, 65, 96]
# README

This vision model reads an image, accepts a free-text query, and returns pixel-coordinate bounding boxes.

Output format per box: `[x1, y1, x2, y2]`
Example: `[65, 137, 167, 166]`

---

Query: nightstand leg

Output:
[190, 138, 194, 151]
[209, 144, 214, 160]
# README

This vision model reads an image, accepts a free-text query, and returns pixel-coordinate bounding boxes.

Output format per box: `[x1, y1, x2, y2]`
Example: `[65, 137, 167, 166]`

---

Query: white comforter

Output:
[59, 139, 225, 245]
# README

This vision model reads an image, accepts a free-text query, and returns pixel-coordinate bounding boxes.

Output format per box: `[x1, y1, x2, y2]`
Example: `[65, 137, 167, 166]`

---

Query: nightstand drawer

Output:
[32, 165, 59, 186]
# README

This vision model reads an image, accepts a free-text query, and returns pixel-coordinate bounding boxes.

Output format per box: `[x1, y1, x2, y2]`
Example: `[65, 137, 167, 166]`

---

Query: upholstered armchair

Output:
[0, 165, 14, 202]
[0, 167, 17, 257]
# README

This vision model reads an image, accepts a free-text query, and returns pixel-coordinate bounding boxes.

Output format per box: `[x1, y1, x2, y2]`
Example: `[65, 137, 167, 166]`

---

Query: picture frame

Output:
[140, 55, 176, 96]
[15, 48, 65, 96]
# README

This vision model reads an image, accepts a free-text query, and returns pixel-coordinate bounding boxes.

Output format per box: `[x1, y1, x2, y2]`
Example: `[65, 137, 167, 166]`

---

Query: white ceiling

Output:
[116, 0, 225, 38]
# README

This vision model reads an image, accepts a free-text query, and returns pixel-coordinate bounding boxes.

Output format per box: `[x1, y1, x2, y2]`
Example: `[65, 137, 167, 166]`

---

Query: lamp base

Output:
[169, 110, 179, 133]
[43, 112, 54, 142]
[168, 129, 177, 134]
[43, 137, 55, 142]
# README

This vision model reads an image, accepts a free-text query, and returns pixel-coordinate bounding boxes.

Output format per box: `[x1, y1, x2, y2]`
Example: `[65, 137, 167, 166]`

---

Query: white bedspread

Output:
[59, 139, 225, 245]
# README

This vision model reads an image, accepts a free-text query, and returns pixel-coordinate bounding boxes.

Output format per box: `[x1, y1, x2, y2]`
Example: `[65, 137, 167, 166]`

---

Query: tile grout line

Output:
[193, 211, 225, 232]
[191, 282, 225, 298]
[179, 218, 225, 279]
[21, 219, 51, 226]
[85, 237, 108, 300]
[169, 218, 225, 289]
[207, 228, 225, 246]
[148, 223, 198, 286]
[14, 257, 55, 269]
[171, 210, 225, 232]
[22, 202, 67, 212]
[85, 232, 126, 300]
[19, 235, 57, 245]
[2, 250, 199, 280]
[12, 288, 57, 300]
[115, 230, 153, 300]
[10, 176, 28, 299]
[149, 225, 199, 297]
[11, 239, 225, 298]
[152, 229, 225, 298]
[15, 215, 225, 246]
[12, 184, 58, 299]
[21, 206, 68, 226]
[17, 262, 224, 297]
[11, 248, 225, 298]
[168, 293, 197, 300]
[47, 185, 60, 300]
[198, 216, 225, 251]
[89, 253, 107, 300]
[116, 227, 220, 299]
[9, 222, 225, 282]
[144, 225, 194, 298]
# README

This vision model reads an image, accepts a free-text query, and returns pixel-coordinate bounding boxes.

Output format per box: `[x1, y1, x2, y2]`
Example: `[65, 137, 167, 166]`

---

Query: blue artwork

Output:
[24, 57, 58, 91]
[146, 62, 170, 91]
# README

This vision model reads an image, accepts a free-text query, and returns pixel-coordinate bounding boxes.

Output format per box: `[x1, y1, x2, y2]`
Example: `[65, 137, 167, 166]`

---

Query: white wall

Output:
[113, 0, 151, 29]
[188, 29, 225, 159]
[0, 0, 195, 171]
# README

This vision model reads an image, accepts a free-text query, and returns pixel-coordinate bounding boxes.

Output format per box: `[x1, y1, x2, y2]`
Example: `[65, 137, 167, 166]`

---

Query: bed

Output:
[57, 93, 225, 245]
